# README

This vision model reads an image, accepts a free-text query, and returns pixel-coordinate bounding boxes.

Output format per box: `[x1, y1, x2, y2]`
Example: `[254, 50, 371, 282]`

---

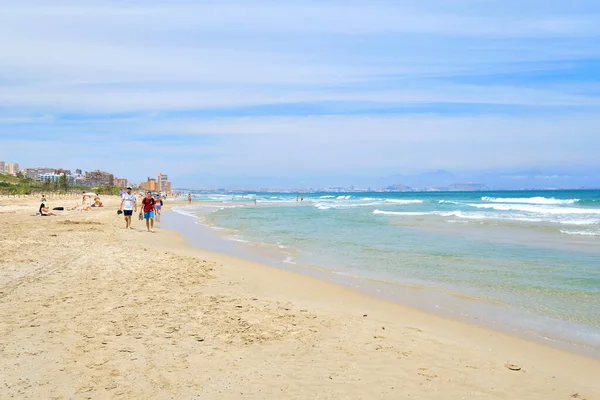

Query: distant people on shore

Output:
[188, 193, 192, 204]
[120, 186, 137, 229]
[154, 193, 163, 222]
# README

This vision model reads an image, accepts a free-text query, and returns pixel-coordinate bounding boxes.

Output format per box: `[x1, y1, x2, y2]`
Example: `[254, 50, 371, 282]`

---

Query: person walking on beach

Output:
[140, 191, 157, 232]
[188, 193, 192, 204]
[154, 193, 163, 222]
[119, 186, 137, 229]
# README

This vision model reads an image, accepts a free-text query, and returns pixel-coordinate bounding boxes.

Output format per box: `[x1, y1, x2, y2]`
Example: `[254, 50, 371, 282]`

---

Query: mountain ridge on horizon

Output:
[174, 168, 600, 191]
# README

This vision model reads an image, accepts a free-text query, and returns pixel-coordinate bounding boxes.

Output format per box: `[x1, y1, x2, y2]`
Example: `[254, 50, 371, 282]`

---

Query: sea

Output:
[167, 190, 600, 357]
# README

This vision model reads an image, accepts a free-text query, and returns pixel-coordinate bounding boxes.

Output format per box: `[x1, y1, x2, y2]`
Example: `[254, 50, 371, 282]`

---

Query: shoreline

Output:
[1, 196, 600, 398]
[167, 202, 600, 359]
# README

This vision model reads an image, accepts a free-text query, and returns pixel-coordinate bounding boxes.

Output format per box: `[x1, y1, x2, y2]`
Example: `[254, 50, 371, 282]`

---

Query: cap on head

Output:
[126, 186, 132, 190]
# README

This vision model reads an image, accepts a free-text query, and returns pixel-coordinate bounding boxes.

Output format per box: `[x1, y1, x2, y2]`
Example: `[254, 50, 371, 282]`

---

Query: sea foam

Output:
[373, 210, 434, 216]
[468, 203, 600, 215]
[384, 199, 424, 204]
[560, 230, 600, 236]
[481, 196, 579, 205]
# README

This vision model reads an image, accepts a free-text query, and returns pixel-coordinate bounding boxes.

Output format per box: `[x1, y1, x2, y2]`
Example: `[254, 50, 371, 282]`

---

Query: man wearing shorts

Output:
[119, 186, 137, 229]
[140, 191, 156, 232]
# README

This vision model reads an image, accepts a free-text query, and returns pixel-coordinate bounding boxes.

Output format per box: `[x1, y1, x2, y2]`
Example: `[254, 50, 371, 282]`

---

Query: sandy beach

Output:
[1, 195, 599, 400]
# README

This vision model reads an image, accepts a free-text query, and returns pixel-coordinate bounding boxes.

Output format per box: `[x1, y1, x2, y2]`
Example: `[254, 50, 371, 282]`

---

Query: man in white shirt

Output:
[119, 186, 137, 229]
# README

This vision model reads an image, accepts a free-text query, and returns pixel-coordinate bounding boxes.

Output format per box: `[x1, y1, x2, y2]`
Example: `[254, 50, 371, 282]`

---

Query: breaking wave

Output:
[481, 196, 579, 205]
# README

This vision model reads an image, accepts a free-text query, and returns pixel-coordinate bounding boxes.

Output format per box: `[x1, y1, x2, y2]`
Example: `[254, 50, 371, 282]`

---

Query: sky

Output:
[0, 0, 599, 189]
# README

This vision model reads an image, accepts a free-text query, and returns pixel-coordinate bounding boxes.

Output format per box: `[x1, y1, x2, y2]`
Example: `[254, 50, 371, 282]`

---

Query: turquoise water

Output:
[173, 190, 600, 352]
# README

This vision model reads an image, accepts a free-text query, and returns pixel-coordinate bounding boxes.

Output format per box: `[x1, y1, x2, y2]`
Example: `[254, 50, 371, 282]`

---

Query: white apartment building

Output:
[39, 173, 76, 185]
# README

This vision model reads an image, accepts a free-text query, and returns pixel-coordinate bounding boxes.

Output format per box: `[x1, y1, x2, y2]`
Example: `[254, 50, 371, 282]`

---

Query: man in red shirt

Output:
[140, 191, 157, 232]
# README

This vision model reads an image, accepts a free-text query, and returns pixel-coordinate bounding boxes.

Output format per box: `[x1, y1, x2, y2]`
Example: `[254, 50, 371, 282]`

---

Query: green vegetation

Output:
[0, 173, 120, 195]
[93, 186, 122, 195]
[0, 173, 24, 184]
[0, 173, 41, 195]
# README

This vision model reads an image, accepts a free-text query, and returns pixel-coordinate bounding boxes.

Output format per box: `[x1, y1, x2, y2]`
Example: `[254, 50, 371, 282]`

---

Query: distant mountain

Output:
[469, 169, 600, 190]
[177, 167, 600, 191]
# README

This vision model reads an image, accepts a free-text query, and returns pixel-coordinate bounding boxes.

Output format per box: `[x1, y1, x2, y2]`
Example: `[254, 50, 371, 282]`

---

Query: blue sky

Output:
[0, 0, 599, 188]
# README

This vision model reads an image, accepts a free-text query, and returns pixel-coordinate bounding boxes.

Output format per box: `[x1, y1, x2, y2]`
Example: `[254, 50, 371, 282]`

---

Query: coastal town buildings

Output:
[75, 176, 88, 186]
[39, 173, 76, 185]
[0, 161, 20, 175]
[140, 174, 172, 193]
[22, 167, 54, 180]
[140, 177, 157, 191]
[2, 159, 171, 191]
[158, 173, 168, 192]
[113, 177, 128, 188]
[84, 170, 114, 187]
[7, 162, 19, 175]
[54, 168, 72, 176]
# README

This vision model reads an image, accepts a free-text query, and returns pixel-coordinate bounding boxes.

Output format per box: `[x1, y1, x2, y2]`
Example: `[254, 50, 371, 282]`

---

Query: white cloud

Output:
[2, 113, 598, 180]
[0, 0, 599, 186]
[3, 1, 600, 37]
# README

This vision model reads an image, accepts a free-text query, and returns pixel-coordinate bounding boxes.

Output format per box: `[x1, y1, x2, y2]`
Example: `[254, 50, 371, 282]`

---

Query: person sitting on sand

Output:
[38, 203, 56, 216]
[91, 196, 103, 207]
[40, 194, 47, 203]
[71, 203, 91, 211]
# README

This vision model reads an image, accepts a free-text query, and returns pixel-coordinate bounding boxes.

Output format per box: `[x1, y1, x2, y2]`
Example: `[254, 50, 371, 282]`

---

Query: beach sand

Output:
[1, 195, 599, 399]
